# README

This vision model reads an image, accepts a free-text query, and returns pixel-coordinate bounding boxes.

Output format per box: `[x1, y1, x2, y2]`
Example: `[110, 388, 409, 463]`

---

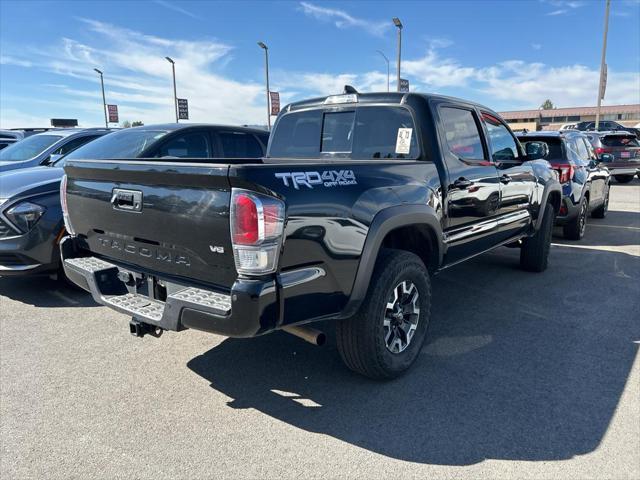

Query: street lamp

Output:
[257, 41, 271, 130]
[93, 68, 108, 128]
[392, 17, 403, 92]
[376, 50, 390, 92]
[595, 0, 611, 130]
[165, 56, 178, 123]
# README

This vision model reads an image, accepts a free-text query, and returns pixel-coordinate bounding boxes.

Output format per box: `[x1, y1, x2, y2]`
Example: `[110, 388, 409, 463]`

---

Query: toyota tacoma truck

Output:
[60, 89, 561, 379]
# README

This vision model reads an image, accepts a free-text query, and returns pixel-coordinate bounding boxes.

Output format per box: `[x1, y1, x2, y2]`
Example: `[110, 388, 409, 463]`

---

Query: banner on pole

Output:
[270, 91, 280, 115]
[178, 98, 189, 120]
[107, 105, 118, 123]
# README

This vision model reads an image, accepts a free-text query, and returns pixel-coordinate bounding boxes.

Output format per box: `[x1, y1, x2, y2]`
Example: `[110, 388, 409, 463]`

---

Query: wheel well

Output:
[583, 189, 590, 202]
[380, 224, 439, 272]
[548, 191, 561, 213]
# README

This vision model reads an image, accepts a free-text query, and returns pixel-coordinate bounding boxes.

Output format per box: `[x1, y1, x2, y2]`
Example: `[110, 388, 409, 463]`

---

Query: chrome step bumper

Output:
[63, 256, 231, 331]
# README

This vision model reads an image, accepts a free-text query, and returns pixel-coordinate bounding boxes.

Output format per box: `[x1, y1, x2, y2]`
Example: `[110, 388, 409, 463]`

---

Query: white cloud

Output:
[0, 55, 33, 67]
[0, 19, 266, 128]
[299, 2, 389, 36]
[153, 0, 199, 19]
[542, 0, 585, 16]
[531, 43, 542, 50]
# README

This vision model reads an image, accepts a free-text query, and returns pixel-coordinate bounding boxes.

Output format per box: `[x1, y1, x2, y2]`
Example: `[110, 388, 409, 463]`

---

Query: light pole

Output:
[393, 17, 403, 92]
[595, 0, 610, 130]
[376, 50, 390, 92]
[165, 56, 178, 123]
[258, 41, 271, 130]
[94, 68, 108, 128]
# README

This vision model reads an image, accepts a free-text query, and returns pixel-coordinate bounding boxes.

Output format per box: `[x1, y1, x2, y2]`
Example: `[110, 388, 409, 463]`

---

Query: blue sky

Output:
[1, 0, 639, 128]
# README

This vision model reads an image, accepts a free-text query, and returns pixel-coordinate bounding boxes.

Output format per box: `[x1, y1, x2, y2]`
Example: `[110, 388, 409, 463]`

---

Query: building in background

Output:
[500, 104, 640, 131]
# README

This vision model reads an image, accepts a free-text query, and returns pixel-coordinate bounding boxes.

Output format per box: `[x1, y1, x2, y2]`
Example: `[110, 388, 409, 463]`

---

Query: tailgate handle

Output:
[111, 189, 143, 212]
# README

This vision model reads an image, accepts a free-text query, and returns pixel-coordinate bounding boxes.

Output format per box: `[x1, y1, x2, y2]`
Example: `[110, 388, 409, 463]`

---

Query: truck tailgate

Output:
[64, 160, 236, 289]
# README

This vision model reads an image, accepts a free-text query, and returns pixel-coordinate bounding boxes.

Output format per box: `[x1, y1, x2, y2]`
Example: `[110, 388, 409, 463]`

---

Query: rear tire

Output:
[520, 203, 554, 272]
[591, 186, 609, 219]
[563, 197, 588, 240]
[336, 249, 431, 380]
[614, 175, 634, 183]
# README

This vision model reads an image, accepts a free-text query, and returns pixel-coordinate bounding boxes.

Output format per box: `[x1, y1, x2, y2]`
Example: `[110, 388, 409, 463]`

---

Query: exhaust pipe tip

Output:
[283, 325, 326, 346]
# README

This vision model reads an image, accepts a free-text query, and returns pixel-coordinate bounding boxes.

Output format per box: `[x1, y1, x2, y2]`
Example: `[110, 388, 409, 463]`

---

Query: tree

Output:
[121, 120, 131, 128]
[131, 121, 144, 127]
[540, 99, 554, 110]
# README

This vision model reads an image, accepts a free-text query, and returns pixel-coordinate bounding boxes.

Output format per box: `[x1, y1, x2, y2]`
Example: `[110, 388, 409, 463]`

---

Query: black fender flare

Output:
[535, 180, 562, 231]
[340, 204, 443, 318]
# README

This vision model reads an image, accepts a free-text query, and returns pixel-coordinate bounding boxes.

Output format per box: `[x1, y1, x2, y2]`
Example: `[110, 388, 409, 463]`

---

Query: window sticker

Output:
[396, 128, 413, 154]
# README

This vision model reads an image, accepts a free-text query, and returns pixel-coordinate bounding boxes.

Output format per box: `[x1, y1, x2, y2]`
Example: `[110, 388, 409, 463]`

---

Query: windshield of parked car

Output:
[0, 134, 62, 162]
[268, 105, 419, 159]
[64, 129, 170, 160]
[517, 136, 563, 160]
[601, 135, 639, 147]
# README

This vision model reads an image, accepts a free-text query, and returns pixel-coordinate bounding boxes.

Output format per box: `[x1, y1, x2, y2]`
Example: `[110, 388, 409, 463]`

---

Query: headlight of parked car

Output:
[4, 201, 46, 233]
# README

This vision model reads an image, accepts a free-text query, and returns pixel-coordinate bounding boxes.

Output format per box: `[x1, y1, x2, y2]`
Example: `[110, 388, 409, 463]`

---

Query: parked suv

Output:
[0, 124, 269, 278]
[60, 89, 560, 379]
[517, 131, 610, 239]
[585, 131, 640, 183]
[0, 128, 112, 173]
[575, 120, 640, 138]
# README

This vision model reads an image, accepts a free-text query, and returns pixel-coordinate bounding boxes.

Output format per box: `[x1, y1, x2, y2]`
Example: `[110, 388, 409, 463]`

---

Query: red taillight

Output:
[230, 189, 285, 275]
[595, 147, 611, 156]
[232, 193, 259, 245]
[554, 163, 575, 183]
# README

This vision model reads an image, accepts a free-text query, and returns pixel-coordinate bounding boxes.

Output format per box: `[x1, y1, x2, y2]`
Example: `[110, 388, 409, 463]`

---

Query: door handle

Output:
[452, 177, 473, 189]
[500, 174, 512, 184]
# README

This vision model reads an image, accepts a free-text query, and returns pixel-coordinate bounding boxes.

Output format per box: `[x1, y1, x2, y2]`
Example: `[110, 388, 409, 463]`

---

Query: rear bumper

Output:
[60, 237, 278, 337]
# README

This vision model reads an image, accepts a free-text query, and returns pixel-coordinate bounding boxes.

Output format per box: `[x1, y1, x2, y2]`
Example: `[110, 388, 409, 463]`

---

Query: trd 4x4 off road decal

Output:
[275, 170, 357, 189]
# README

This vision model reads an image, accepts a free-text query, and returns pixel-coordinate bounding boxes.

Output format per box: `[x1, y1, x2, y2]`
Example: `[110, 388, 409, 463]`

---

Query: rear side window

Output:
[268, 106, 418, 160]
[218, 131, 264, 158]
[157, 132, 211, 158]
[439, 107, 485, 161]
[602, 135, 639, 147]
[482, 113, 519, 161]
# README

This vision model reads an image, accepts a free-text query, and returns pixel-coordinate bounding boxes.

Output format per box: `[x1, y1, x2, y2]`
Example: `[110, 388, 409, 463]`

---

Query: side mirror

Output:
[45, 153, 64, 165]
[525, 141, 548, 160]
[600, 153, 615, 163]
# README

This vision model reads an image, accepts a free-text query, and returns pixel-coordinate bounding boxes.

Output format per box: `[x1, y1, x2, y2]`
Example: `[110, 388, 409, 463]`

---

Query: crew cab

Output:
[60, 89, 560, 379]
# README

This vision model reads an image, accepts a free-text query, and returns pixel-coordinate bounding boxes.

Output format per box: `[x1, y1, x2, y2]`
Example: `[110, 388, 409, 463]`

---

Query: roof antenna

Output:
[343, 85, 358, 94]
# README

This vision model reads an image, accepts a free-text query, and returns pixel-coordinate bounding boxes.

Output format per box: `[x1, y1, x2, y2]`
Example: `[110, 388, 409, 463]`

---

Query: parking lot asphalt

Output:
[1, 180, 638, 480]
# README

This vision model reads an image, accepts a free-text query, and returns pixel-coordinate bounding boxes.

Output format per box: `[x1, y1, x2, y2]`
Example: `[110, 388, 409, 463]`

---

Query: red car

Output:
[586, 131, 640, 183]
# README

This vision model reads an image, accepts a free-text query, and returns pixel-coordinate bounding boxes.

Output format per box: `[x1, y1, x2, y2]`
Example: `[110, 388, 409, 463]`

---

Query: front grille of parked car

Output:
[0, 219, 19, 238]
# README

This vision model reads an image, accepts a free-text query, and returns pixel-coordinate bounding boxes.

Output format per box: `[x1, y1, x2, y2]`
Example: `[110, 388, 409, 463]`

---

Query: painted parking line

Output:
[588, 224, 640, 231]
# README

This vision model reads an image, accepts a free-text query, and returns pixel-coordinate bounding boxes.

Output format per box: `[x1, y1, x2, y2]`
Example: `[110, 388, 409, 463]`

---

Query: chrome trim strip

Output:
[0, 263, 41, 271]
[444, 210, 530, 244]
[280, 266, 326, 288]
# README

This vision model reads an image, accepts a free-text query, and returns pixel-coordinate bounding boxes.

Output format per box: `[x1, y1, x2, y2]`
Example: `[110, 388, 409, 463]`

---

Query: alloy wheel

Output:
[383, 280, 420, 354]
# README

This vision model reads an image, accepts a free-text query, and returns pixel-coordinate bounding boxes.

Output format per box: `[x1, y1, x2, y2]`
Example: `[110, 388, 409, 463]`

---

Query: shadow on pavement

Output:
[0, 275, 98, 308]
[188, 244, 639, 465]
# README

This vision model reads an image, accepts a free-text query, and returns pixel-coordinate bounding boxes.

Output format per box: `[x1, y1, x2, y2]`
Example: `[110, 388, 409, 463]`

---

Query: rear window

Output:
[517, 136, 564, 160]
[65, 129, 169, 160]
[269, 106, 419, 160]
[601, 135, 639, 147]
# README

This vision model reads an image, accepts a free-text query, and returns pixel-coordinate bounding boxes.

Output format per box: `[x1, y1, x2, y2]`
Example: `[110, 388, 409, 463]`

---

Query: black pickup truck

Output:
[61, 89, 561, 379]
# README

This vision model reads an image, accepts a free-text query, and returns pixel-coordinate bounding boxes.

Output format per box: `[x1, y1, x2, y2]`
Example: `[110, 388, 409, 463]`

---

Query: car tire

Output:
[563, 197, 589, 240]
[591, 186, 609, 219]
[520, 202, 555, 272]
[336, 249, 431, 380]
[614, 175, 634, 183]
